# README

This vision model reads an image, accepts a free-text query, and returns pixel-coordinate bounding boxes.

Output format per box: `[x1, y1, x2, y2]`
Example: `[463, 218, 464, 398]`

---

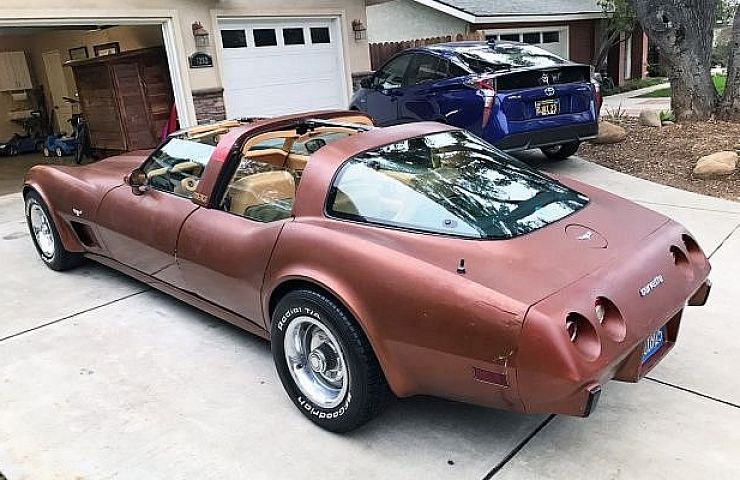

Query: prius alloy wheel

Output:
[25, 191, 82, 271]
[271, 289, 390, 432]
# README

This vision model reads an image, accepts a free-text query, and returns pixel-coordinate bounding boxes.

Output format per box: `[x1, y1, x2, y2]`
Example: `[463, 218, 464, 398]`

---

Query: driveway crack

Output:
[0, 289, 150, 343]
[645, 377, 740, 410]
[481, 414, 556, 479]
[707, 221, 740, 259]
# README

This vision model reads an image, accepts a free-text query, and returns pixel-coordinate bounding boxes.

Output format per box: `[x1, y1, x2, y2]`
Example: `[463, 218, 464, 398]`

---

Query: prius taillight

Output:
[465, 77, 496, 128]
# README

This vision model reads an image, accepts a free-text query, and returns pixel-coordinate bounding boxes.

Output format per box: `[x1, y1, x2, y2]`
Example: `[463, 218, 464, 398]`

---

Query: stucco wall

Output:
[0, 0, 372, 125]
[367, 0, 468, 43]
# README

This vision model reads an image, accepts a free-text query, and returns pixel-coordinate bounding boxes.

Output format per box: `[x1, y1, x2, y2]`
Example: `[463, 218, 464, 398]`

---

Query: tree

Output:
[594, 0, 638, 72]
[718, 5, 740, 117]
[628, 0, 717, 120]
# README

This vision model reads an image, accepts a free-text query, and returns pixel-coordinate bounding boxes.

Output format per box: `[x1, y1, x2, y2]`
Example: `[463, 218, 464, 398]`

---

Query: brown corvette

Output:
[23, 110, 711, 432]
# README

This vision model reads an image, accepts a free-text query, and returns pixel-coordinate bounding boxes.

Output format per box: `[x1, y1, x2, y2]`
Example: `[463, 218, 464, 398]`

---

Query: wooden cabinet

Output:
[0, 51, 33, 91]
[70, 47, 174, 151]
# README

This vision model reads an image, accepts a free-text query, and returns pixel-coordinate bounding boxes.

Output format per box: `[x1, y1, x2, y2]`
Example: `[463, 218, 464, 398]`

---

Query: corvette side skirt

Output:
[85, 253, 271, 340]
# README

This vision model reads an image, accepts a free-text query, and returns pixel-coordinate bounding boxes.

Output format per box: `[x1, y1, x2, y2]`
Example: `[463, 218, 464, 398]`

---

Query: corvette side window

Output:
[142, 137, 216, 199]
[373, 54, 412, 90]
[221, 159, 297, 223]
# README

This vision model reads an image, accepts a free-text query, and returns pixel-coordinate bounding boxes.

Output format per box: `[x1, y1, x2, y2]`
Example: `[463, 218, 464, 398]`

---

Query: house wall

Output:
[0, 25, 163, 141]
[0, 0, 372, 125]
[366, 0, 469, 42]
[473, 20, 598, 64]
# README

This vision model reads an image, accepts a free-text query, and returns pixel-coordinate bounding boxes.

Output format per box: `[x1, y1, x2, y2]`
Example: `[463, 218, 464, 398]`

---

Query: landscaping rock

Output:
[592, 120, 627, 144]
[662, 121, 676, 126]
[639, 109, 663, 127]
[693, 151, 738, 178]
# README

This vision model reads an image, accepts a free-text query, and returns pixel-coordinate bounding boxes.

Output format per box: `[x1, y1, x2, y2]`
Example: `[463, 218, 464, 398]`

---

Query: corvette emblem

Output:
[640, 275, 664, 297]
[72, 208, 83, 217]
[577, 230, 593, 241]
[545, 87, 556, 97]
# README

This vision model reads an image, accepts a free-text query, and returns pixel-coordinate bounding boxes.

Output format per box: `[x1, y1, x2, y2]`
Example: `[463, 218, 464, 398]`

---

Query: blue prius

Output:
[351, 41, 601, 161]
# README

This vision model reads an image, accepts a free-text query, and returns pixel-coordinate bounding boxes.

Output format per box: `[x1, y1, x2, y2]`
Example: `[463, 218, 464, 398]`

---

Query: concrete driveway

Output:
[1, 158, 739, 479]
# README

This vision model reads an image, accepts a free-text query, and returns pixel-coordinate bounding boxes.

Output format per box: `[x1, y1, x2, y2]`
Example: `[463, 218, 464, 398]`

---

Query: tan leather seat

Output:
[227, 171, 296, 217]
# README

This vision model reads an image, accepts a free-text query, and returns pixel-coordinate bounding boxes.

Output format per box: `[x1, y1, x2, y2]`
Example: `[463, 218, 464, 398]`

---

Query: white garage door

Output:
[218, 17, 349, 118]
[484, 27, 569, 59]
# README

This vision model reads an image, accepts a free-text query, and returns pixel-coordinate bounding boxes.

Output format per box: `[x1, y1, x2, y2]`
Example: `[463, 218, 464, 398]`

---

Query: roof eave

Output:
[410, 0, 607, 24]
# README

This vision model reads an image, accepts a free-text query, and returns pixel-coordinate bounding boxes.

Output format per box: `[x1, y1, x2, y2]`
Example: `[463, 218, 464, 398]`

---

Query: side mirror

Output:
[360, 76, 374, 89]
[125, 168, 149, 196]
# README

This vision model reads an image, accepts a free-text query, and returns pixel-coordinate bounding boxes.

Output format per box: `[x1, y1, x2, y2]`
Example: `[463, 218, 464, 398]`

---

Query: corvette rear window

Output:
[327, 131, 588, 239]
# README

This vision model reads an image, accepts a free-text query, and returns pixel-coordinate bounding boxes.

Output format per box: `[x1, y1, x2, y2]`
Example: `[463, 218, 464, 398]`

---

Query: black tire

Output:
[25, 191, 83, 271]
[541, 141, 580, 161]
[75, 124, 88, 165]
[271, 289, 390, 432]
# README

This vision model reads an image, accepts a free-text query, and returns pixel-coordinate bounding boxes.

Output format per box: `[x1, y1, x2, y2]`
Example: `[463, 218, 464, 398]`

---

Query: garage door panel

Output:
[226, 86, 343, 117]
[219, 17, 347, 118]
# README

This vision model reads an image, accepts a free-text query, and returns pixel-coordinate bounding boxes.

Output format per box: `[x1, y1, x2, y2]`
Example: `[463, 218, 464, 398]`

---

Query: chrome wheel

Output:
[29, 203, 55, 258]
[284, 316, 348, 409]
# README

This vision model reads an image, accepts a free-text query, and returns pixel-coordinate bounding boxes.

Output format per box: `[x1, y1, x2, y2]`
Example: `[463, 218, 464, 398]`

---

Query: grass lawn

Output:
[637, 75, 726, 97]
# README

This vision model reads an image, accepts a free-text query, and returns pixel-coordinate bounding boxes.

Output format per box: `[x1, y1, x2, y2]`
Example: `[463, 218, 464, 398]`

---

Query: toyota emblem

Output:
[545, 87, 556, 96]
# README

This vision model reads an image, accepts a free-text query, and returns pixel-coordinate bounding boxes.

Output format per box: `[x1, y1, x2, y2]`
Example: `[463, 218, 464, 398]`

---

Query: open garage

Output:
[0, 22, 183, 196]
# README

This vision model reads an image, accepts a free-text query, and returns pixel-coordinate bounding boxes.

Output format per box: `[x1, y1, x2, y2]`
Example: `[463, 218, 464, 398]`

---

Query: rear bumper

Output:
[494, 122, 598, 151]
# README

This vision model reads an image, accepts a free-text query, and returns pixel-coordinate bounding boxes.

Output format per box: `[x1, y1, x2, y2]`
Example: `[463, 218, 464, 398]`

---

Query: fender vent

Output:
[70, 221, 99, 248]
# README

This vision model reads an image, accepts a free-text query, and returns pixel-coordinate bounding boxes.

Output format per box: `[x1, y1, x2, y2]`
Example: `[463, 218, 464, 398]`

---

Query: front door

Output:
[363, 54, 413, 125]
[176, 155, 297, 326]
[95, 136, 215, 286]
[42, 50, 74, 134]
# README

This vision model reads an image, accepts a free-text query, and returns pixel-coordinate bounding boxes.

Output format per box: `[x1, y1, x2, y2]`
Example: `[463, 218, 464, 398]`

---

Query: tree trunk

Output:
[717, 6, 740, 118]
[628, 0, 717, 120]
[594, 29, 625, 72]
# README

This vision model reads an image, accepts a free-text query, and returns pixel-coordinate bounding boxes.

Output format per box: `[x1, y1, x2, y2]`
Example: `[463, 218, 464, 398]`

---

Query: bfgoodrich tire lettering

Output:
[25, 191, 83, 271]
[271, 289, 390, 432]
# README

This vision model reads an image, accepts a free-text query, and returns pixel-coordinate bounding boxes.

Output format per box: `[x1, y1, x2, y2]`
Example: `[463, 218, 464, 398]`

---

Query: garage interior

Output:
[0, 24, 175, 195]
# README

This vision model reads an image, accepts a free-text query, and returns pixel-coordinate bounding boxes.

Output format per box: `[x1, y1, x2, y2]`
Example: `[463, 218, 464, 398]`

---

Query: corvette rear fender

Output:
[263, 269, 410, 395]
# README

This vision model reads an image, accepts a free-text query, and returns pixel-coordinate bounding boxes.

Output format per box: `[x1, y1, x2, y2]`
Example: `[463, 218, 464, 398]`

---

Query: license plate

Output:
[535, 99, 560, 116]
[641, 327, 666, 364]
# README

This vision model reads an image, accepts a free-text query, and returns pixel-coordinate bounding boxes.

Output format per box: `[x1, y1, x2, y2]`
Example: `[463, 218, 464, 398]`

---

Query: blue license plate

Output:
[641, 327, 666, 364]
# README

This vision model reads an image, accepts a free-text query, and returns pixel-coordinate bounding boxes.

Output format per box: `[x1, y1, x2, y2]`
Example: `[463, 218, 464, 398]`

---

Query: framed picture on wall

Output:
[94, 42, 120, 57]
[68, 46, 88, 61]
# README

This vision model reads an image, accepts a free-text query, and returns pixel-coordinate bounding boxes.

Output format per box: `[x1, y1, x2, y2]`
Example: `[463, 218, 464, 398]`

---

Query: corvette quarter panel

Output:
[264, 219, 529, 412]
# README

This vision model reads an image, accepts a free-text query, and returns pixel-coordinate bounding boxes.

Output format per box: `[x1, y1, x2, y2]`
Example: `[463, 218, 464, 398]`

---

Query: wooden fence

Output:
[369, 32, 484, 70]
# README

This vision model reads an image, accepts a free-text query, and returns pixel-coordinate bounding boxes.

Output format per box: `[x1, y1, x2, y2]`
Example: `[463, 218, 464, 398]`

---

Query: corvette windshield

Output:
[327, 131, 589, 239]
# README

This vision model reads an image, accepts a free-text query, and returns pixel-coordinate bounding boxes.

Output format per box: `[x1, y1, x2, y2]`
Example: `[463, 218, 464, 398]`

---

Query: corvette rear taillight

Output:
[682, 234, 704, 263]
[595, 297, 626, 341]
[566, 316, 579, 342]
[565, 313, 601, 360]
[466, 77, 496, 127]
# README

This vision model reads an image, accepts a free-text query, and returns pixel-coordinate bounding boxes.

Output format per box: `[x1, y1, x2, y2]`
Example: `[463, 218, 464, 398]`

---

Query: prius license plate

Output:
[535, 99, 560, 116]
[641, 327, 666, 364]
